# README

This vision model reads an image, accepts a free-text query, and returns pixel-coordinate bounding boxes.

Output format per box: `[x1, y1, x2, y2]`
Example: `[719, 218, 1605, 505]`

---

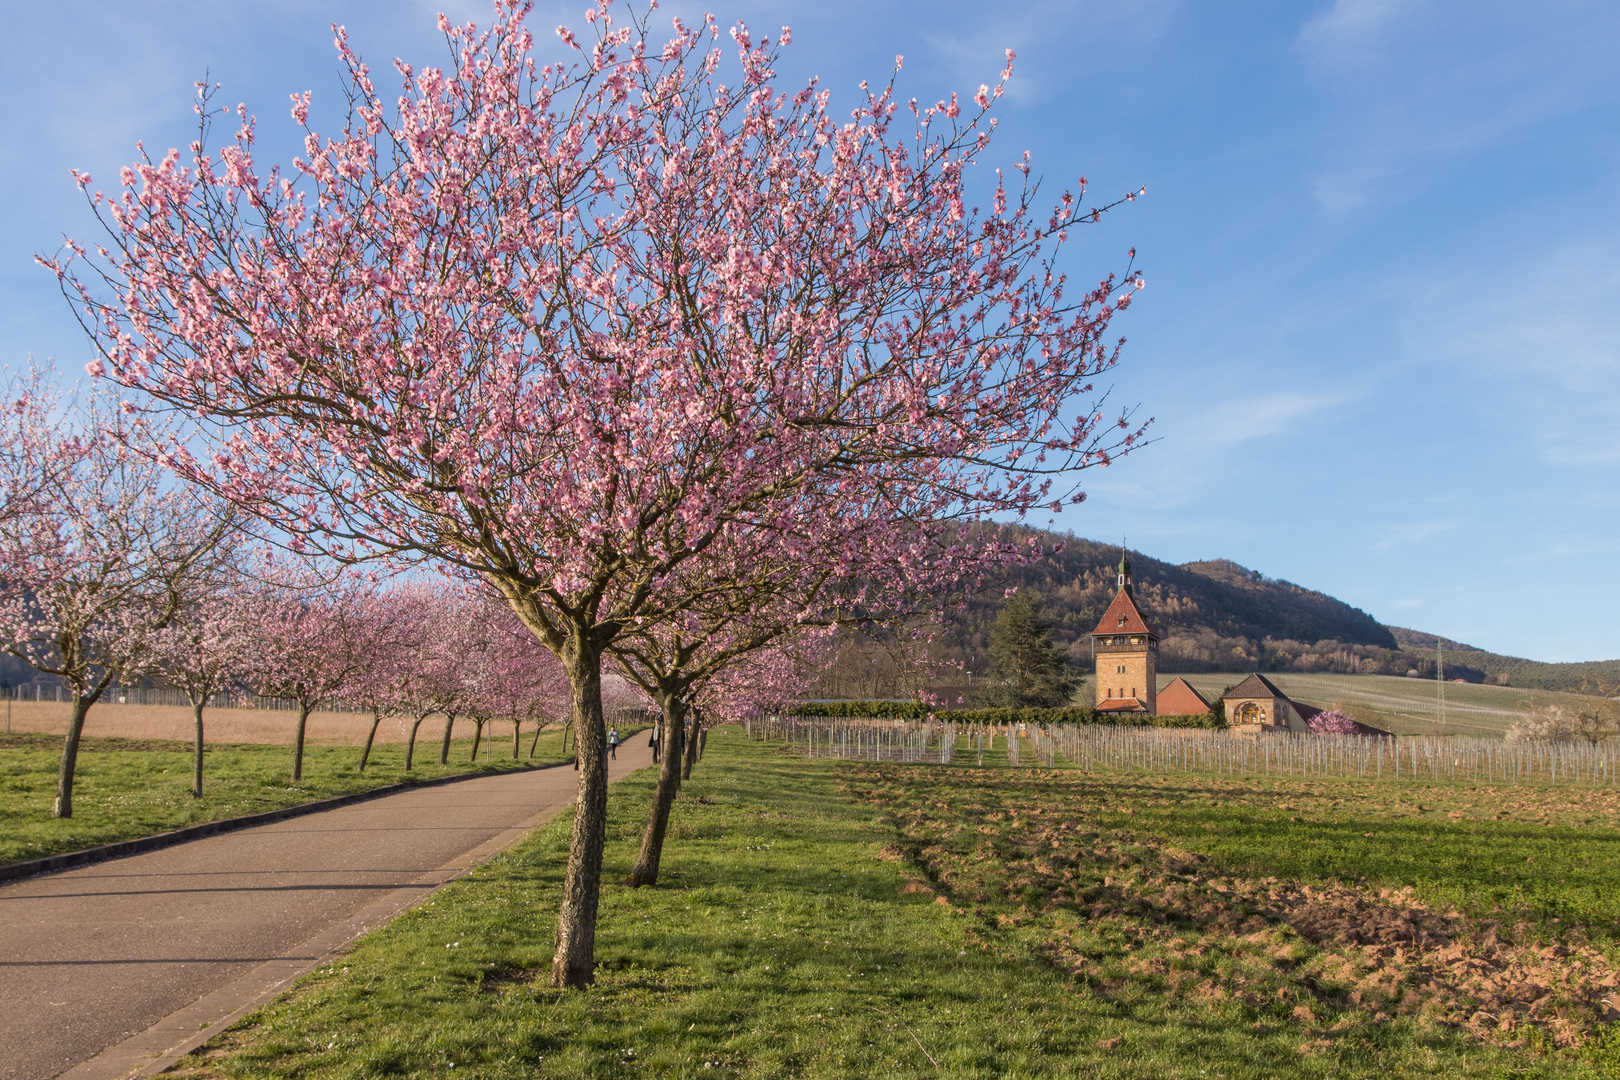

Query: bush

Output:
[1507, 704, 1580, 743]
[786, 701, 1224, 730]
[1306, 709, 1359, 734]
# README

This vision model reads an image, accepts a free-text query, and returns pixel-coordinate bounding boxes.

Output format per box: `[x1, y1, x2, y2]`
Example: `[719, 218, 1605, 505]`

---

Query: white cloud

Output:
[1402, 231, 1620, 465]
[1370, 520, 1463, 551]
[1294, 1, 1620, 215]
[1298, 0, 1412, 64]
[1203, 389, 1357, 445]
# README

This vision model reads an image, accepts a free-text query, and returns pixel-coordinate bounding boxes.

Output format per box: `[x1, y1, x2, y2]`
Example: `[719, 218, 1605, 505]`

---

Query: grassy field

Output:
[0, 727, 574, 867]
[164, 728, 1620, 1079]
[1162, 672, 1597, 736]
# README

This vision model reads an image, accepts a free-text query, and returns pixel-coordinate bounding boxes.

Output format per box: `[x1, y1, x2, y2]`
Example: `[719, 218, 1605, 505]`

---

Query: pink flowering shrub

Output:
[1308, 710, 1359, 734]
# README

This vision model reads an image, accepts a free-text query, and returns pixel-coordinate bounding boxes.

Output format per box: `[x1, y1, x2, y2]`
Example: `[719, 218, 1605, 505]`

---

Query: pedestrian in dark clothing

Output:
[649, 727, 660, 763]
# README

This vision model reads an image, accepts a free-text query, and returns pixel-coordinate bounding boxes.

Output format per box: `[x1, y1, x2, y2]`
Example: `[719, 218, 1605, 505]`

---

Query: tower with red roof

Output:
[1090, 549, 1158, 714]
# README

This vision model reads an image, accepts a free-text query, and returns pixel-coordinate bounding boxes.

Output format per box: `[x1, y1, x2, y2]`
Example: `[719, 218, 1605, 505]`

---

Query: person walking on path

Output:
[648, 726, 660, 763]
[608, 727, 620, 760]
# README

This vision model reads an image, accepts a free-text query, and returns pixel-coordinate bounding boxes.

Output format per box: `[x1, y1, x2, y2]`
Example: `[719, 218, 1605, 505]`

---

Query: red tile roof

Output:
[1156, 677, 1210, 715]
[1097, 697, 1150, 712]
[1091, 587, 1157, 638]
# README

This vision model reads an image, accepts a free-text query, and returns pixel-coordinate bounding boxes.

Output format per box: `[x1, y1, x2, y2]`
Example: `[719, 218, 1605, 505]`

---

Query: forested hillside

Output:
[1387, 627, 1620, 692]
[813, 527, 1613, 698]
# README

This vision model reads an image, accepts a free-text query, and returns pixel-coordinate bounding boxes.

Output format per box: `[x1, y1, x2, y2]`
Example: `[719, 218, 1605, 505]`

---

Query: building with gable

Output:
[1089, 551, 1158, 715]
[1086, 555, 1391, 732]
[1220, 672, 1317, 733]
[1156, 676, 1211, 716]
[1220, 673, 1394, 737]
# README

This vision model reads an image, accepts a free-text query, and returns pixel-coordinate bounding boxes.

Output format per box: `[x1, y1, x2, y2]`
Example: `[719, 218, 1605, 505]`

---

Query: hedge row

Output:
[785, 701, 1225, 731]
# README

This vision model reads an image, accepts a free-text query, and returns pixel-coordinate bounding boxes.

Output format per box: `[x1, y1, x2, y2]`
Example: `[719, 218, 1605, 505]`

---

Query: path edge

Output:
[0, 761, 566, 885]
[56, 775, 605, 1080]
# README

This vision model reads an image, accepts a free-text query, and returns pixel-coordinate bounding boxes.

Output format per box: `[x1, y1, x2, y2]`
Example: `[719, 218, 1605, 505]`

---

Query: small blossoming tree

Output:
[1307, 710, 1360, 734]
[0, 367, 235, 817]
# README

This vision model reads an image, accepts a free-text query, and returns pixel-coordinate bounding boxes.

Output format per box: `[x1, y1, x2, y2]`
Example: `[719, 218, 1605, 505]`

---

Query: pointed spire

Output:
[1117, 539, 1132, 597]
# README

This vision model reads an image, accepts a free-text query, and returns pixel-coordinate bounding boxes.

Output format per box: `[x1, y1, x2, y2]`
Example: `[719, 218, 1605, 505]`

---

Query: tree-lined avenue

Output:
[0, 742, 652, 1080]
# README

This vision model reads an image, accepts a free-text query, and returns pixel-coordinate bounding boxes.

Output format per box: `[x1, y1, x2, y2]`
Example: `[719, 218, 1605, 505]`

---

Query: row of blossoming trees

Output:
[26, 0, 1146, 987]
[0, 373, 656, 809]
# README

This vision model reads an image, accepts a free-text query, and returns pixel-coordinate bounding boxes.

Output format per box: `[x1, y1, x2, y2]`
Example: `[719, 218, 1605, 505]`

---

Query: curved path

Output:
[0, 741, 654, 1080]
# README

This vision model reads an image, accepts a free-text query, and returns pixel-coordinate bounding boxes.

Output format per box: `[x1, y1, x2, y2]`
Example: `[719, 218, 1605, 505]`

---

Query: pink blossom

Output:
[57, 0, 1148, 985]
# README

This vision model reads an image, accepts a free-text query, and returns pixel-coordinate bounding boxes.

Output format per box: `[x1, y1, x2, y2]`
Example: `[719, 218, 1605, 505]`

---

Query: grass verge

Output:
[164, 729, 1611, 1079]
[0, 727, 574, 867]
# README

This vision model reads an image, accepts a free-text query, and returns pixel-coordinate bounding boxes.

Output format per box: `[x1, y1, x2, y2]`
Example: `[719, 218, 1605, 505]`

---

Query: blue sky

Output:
[2, 1, 1617, 661]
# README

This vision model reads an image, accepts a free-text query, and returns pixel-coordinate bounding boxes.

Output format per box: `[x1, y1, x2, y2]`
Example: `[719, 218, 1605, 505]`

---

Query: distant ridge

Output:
[928, 526, 1617, 694]
[1385, 627, 1620, 692]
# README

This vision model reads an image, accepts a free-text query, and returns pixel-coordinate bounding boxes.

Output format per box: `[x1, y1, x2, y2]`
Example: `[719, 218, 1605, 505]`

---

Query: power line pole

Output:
[1437, 636, 1446, 733]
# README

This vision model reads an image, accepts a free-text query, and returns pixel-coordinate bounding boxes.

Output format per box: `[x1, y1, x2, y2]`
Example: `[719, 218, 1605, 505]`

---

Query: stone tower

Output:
[1090, 550, 1159, 714]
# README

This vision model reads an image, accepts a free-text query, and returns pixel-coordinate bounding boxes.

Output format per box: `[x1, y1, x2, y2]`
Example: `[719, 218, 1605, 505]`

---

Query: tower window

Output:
[1117, 615, 1126, 627]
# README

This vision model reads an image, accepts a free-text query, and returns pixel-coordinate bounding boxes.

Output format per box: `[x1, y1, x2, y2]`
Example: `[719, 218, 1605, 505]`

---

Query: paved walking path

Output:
[0, 741, 654, 1080]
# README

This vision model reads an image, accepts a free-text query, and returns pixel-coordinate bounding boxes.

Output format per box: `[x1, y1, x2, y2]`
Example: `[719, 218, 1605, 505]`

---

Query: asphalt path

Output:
[0, 739, 654, 1080]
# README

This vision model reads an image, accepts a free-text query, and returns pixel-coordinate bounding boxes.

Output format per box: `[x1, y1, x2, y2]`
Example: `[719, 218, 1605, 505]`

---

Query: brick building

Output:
[1090, 551, 1158, 715]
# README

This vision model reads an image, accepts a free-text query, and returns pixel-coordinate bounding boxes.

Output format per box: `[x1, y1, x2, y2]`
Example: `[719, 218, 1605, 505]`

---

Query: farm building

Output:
[1156, 676, 1211, 715]
[1220, 673, 1393, 736]
[1221, 672, 1316, 733]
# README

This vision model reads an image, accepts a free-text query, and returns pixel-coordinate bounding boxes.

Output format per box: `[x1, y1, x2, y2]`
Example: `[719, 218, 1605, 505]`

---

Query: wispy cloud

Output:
[1370, 520, 1464, 551]
[1203, 389, 1358, 445]
[1402, 231, 1620, 465]
[1298, 0, 1411, 66]
[1294, 1, 1620, 214]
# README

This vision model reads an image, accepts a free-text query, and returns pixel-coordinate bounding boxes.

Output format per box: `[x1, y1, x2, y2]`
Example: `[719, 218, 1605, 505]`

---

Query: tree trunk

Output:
[629, 694, 685, 888]
[512, 719, 522, 759]
[358, 709, 383, 772]
[405, 715, 427, 771]
[53, 694, 94, 819]
[292, 703, 312, 782]
[191, 695, 206, 798]
[469, 719, 484, 761]
[529, 720, 543, 758]
[682, 711, 700, 781]
[439, 713, 455, 764]
[550, 640, 608, 989]
[698, 726, 708, 760]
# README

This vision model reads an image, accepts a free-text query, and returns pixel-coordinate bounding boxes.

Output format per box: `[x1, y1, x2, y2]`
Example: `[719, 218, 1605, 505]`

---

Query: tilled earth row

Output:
[845, 764, 1619, 1054]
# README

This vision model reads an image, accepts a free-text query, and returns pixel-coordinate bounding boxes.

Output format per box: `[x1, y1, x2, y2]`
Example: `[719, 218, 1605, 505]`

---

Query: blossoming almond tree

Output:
[53, 2, 1145, 984]
[0, 367, 236, 817]
[237, 565, 371, 781]
[151, 569, 256, 797]
[384, 582, 463, 770]
[342, 586, 422, 772]
[613, 616, 828, 885]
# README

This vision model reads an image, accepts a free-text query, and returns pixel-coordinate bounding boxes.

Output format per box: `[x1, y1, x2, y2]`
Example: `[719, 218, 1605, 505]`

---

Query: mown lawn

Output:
[165, 729, 1619, 1079]
[0, 727, 574, 866]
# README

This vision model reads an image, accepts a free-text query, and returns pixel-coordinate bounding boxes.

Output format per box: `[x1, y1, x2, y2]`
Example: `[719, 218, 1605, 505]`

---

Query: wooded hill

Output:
[920, 527, 1615, 694]
[1383, 627, 1620, 693]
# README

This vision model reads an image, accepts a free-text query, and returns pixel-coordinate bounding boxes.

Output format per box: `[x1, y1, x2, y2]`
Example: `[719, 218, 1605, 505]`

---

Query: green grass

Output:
[166, 729, 1614, 1079]
[0, 728, 575, 867]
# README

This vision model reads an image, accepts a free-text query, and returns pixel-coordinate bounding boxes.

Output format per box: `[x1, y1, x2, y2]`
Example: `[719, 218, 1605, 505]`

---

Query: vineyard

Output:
[746, 714, 1620, 786]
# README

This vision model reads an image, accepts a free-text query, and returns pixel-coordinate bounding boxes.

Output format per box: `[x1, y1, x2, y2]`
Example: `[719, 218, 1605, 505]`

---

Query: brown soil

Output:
[846, 764, 1620, 1050]
[0, 701, 424, 746]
